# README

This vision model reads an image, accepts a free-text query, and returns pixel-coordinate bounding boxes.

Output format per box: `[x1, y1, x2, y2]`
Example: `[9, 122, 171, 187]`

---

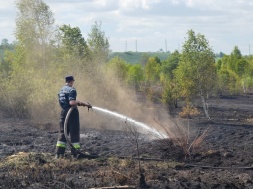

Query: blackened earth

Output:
[0, 95, 253, 189]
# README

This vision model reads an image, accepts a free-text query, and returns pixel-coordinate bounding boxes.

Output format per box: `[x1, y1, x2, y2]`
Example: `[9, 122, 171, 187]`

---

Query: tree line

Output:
[0, 0, 253, 120]
[107, 32, 253, 119]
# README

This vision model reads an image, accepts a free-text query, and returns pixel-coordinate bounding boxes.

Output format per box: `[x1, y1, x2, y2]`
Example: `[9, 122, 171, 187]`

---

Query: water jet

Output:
[92, 106, 168, 138]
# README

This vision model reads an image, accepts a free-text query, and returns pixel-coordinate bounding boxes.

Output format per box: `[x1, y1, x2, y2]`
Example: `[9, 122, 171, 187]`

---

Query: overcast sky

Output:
[0, 0, 253, 55]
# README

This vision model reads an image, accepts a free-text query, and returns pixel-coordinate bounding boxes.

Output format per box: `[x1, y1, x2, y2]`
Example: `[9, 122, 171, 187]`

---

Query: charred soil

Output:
[0, 95, 253, 189]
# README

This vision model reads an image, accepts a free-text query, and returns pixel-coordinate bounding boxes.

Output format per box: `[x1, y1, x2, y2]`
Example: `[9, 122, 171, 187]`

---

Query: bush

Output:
[179, 104, 200, 118]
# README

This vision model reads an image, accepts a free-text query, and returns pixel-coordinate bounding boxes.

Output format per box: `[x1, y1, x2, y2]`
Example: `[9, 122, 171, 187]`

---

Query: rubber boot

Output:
[55, 146, 65, 159]
[71, 148, 79, 159]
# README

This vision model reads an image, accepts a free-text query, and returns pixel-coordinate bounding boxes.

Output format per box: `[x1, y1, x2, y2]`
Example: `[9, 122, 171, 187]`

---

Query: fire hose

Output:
[64, 106, 99, 159]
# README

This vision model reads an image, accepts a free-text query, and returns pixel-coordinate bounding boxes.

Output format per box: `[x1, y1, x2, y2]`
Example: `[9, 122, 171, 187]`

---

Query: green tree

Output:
[145, 57, 161, 84]
[143, 56, 161, 100]
[230, 47, 248, 78]
[87, 21, 110, 64]
[59, 24, 89, 59]
[216, 59, 222, 71]
[15, 0, 55, 68]
[106, 56, 129, 83]
[217, 47, 249, 94]
[0, 0, 60, 118]
[160, 50, 180, 107]
[240, 56, 253, 94]
[127, 64, 144, 90]
[161, 50, 180, 80]
[57, 24, 90, 73]
[231, 46, 242, 59]
[0, 39, 15, 72]
[218, 68, 240, 94]
[0, 39, 15, 52]
[174, 30, 216, 119]
[1, 39, 10, 49]
[236, 58, 248, 77]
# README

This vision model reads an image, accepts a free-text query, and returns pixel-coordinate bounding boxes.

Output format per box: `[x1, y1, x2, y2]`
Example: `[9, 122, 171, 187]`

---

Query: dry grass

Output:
[155, 118, 210, 158]
[179, 104, 200, 118]
[0, 152, 145, 188]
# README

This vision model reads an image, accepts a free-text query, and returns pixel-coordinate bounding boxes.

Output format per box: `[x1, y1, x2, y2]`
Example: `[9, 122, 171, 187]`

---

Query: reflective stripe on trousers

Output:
[56, 141, 67, 148]
[72, 142, 80, 149]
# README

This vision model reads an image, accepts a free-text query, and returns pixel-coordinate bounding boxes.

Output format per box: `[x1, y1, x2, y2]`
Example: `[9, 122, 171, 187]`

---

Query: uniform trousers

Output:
[56, 107, 80, 155]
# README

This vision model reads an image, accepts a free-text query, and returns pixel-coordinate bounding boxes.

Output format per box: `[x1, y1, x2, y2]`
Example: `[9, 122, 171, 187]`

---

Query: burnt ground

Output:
[0, 95, 253, 189]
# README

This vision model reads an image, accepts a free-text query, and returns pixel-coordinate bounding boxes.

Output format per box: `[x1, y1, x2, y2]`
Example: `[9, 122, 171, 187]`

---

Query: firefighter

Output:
[55, 75, 92, 159]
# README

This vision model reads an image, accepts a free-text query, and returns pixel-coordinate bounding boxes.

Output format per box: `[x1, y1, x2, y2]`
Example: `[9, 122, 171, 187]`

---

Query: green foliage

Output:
[216, 59, 222, 71]
[142, 57, 162, 100]
[56, 24, 91, 76]
[175, 30, 216, 98]
[0, 39, 15, 51]
[0, 47, 31, 118]
[15, 0, 55, 48]
[231, 46, 242, 59]
[87, 21, 110, 63]
[218, 68, 241, 94]
[216, 46, 252, 94]
[108, 52, 170, 64]
[106, 56, 144, 90]
[174, 62, 196, 97]
[126, 64, 144, 90]
[236, 59, 248, 77]
[161, 50, 180, 80]
[145, 57, 161, 84]
[58, 24, 89, 59]
[160, 50, 180, 107]
[0, 0, 60, 119]
[0, 51, 13, 76]
[174, 30, 216, 118]
[239, 56, 253, 94]
[106, 56, 129, 83]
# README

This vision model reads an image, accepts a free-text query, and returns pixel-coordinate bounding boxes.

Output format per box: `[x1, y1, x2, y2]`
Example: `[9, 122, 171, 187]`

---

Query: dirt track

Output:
[0, 95, 253, 188]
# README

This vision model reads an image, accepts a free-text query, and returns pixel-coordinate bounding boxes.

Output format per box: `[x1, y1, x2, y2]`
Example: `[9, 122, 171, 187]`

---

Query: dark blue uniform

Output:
[58, 85, 77, 109]
[56, 85, 80, 156]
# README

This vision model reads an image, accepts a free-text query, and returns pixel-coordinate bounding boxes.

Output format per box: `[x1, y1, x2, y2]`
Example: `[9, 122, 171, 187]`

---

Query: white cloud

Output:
[182, 0, 252, 12]
[117, 0, 162, 11]
[171, 0, 180, 5]
[0, 1, 14, 9]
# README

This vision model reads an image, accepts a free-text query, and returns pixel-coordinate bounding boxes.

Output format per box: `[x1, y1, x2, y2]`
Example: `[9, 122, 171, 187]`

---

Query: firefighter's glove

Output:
[86, 103, 92, 111]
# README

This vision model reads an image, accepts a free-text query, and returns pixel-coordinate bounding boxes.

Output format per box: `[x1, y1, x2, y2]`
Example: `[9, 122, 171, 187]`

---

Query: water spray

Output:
[64, 105, 168, 158]
[92, 106, 168, 139]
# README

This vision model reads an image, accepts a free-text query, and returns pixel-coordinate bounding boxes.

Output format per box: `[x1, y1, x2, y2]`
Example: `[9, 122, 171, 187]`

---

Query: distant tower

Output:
[125, 40, 127, 52]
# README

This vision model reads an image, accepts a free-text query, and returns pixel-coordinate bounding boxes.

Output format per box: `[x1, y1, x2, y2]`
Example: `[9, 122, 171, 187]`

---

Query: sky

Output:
[0, 0, 253, 55]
